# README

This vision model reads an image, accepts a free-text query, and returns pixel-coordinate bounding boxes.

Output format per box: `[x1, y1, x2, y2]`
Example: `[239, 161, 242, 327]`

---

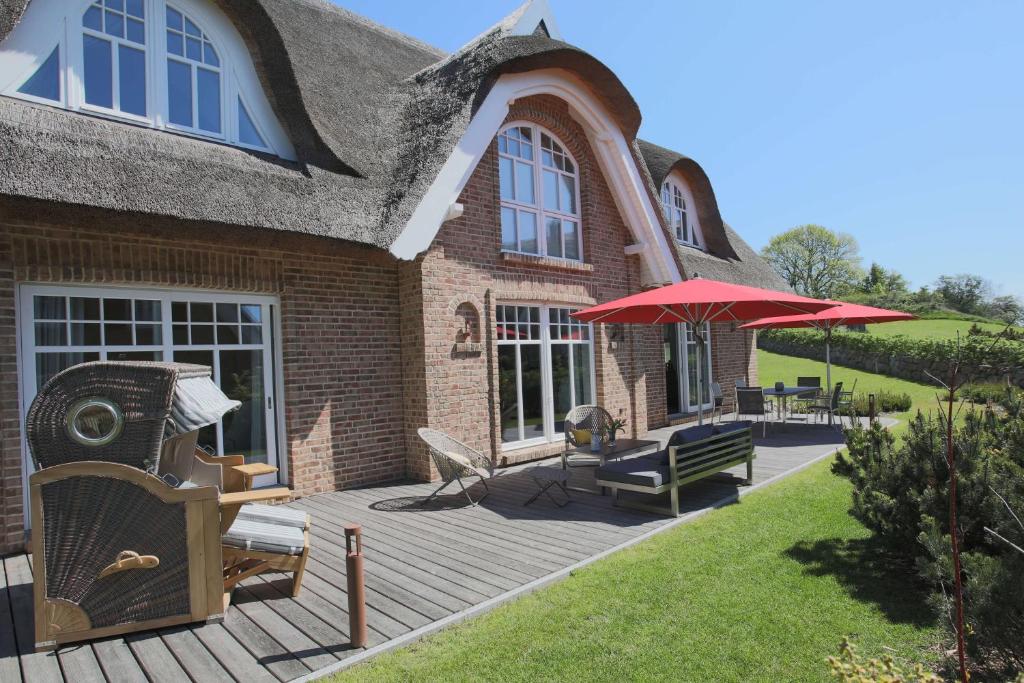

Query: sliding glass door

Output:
[664, 322, 713, 416]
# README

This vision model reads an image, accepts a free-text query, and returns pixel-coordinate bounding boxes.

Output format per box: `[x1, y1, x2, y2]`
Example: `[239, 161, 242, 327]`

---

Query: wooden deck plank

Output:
[229, 590, 337, 674]
[123, 630, 190, 683]
[189, 623, 279, 683]
[55, 645, 106, 683]
[160, 626, 233, 682]
[5, 555, 64, 683]
[90, 638, 147, 683]
[0, 555, 27, 683]
[219, 607, 311, 682]
[289, 569, 412, 640]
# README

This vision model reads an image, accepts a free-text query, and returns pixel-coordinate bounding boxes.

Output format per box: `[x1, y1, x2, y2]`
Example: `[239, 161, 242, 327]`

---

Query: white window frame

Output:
[0, 0, 295, 159]
[661, 174, 705, 250]
[164, 3, 224, 140]
[16, 282, 287, 527]
[497, 122, 584, 262]
[666, 322, 714, 416]
[496, 304, 596, 451]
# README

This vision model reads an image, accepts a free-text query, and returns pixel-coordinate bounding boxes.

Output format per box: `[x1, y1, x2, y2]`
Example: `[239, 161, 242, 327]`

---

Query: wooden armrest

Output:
[232, 463, 279, 477]
[219, 488, 291, 505]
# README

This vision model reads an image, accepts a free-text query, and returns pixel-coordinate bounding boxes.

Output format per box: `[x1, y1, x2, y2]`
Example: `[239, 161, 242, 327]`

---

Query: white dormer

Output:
[507, 0, 562, 40]
[0, 0, 295, 160]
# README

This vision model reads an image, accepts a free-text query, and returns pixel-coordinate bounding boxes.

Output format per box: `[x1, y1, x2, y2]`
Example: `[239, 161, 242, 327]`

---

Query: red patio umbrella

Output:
[739, 301, 916, 396]
[572, 279, 835, 425]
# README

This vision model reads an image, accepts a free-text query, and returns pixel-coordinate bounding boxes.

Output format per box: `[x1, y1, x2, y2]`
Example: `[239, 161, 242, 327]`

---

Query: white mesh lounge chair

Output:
[417, 428, 495, 505]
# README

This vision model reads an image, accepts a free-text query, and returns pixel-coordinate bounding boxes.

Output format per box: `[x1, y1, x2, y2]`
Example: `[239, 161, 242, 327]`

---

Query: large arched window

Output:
[660, 176, 704, 249]
[0, 0, 293, 159]
[497, 123, 582, 261]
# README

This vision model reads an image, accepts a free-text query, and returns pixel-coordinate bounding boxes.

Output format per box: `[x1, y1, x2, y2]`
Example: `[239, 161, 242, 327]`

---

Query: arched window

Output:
[1, 0, 294, 159]
[661, 178, 703, 248]
[497, 123, 582, 261]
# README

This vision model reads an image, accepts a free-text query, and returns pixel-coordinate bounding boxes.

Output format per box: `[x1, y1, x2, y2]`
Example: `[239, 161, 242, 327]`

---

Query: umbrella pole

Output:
[695, 325, 705, 426]
[825, 327, 833, 426]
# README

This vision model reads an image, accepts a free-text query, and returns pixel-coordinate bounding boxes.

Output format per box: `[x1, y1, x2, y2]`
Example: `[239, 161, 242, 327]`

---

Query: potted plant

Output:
[606, 418, 628, 445]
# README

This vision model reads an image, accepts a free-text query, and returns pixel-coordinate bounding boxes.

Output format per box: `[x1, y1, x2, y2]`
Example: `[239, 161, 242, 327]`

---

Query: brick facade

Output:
[0, 95, 760, 555]
[0, 200, 407, 554]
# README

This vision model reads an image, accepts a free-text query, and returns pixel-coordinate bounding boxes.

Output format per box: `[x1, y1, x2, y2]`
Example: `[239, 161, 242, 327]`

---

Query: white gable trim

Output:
[389, 69, 681, 285]
[508, 0, 562, 40]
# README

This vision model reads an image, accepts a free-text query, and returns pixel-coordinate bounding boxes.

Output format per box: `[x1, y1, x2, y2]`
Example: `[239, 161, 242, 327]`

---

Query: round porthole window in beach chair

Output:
[66, 397, 124, 447]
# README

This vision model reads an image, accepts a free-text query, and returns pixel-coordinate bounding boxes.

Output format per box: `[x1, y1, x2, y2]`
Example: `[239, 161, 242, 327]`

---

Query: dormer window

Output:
[497, 123, 582, 261]
[1, 0, 295, 160]
[661, 178, 704, 249]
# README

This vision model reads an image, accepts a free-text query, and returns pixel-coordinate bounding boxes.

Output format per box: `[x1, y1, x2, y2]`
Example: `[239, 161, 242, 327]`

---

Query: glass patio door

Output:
[664, 322, 713, 416]
[18, 285, 281, 500]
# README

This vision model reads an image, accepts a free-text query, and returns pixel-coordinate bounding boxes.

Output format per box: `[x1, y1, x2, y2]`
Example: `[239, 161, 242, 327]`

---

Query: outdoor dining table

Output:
[564, 437, 660, 494]
[762, 386, 819, 423]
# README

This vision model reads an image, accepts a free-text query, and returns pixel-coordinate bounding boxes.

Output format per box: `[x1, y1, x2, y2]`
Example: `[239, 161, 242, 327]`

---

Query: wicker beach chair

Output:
[563, 404, 613, 467]
[417, 428, 495, 505]
[25, 361, 305, 650]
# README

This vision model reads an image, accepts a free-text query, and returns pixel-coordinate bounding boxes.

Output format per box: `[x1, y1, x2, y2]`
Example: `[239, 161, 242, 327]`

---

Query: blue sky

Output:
[334, 1, 1023, 298]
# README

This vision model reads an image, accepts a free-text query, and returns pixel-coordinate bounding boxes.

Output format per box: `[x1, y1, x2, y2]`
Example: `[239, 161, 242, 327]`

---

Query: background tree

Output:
[761, 224, 863, 299]
[859, 262, 909, 296]
[985, 295, 1023, 325]
[934, 274, 992, 314]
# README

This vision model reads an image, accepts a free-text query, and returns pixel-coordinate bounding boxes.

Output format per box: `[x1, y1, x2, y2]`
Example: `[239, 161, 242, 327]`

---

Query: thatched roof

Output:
[0, 0, 783, 290]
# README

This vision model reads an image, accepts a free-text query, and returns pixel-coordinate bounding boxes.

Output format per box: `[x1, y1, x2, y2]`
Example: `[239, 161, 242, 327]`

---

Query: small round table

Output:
[524, 466, 571, 507]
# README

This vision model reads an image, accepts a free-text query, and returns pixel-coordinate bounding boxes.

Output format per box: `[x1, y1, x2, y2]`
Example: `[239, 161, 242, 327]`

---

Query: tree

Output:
[985, 295, 1023, 326]
[934, 274, 991, 314]
[761, 225, 863, 299]
[859, 262, 909, 295]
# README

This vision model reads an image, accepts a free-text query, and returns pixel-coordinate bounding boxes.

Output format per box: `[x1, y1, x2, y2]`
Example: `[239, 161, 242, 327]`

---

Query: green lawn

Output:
[757, 349, 944, 430]
[329, 458, 939, 682]
[863, 317, 1011, 340]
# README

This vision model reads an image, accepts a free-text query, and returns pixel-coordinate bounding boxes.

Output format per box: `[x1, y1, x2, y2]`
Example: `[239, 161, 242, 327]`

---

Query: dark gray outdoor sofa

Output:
[595, 422, 755, 517]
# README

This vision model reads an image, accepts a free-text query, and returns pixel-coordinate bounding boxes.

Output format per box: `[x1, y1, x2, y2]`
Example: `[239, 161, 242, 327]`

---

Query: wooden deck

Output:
[0, 420, 876, 682]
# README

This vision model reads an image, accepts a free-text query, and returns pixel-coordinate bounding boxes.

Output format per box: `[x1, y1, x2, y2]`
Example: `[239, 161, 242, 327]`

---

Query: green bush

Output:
[834, 406, 1024, 675]
[959, 381, 1024, 406]
[849, 391, 913, 416]
[827, 638, 942, 683]
[761, 327, 1024, 376]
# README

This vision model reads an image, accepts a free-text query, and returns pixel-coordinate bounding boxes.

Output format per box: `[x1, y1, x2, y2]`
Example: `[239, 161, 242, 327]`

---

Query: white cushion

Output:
[223, 518, 305, 555]
[236, 503, 309, 529]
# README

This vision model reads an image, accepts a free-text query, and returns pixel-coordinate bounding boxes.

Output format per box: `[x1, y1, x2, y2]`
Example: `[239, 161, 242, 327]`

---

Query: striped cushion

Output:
[223, 518, 305, 555]
[236, 503, 309, 529]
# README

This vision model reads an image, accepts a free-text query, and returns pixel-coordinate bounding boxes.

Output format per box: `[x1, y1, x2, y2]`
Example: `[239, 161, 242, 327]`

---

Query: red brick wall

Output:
[0, 199, 406, 554]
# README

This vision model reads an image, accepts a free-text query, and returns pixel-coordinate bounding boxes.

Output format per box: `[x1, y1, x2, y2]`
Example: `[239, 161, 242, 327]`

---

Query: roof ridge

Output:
[295, 0, 448, 60]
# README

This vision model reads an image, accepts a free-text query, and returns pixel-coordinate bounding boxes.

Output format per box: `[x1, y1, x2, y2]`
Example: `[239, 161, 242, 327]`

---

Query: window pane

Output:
[518, 211, 538, 254]
[18, 46, 61, 101]
[166, 6, 183, 31]
[167, 30, 183, 56]
[167, 59, 192, 126]
[563, 220, 580, 260]
[197, 67, 220, 133]
[83, 5, 102, 31]
[126, 0, 144, 18]
[71, 323, 101, 345]
[134, 300, 160, 321]
[35, 322, 67, 346]
[545, 217, 562, 258]
[220, 350, 267, 463]
[83, 35, 113, 108]
[104, 10, 124, 38]
[542, 169, 558, 211]
[500, 207, 517, 251]
[217, 325, 239, 344]
[135, 324, 161, 345]
[36, 352, 100, 390]
[103, 298, 131, 320]
[498, 156, 514, 201]
[241, 325, 262, 344]
[171, 301, 188, 322]
[216, 303, 238, 322]
[498, 346, 519, 443]
[240, 304, 261, 323]
[515, 161, 534, 204]
[203, 42, 219, 67]
[520, 345, 544, 440]
[186, 36, 202, 61]
[559, 175, 577, 214]
[551, 344, 571, 433]
[191, 324, 214, 344]
[118, 45, 146, 116]
[107, 0, 124, 11]
[238, 99, 266, 147]
[190, 302, 213, 322]
[573, 344, 593, 405]
[126, 18, 145, 45]
[184, 17, 201, 37]
[104, 323, 132, 345]
[70, 297, 100, 320]
[34, 296, 66, 320]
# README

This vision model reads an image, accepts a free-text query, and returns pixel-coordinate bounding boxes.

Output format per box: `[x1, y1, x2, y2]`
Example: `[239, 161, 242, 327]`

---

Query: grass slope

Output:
[329, 459, 939, 682]
[757, 349, 943, 430]
[863, 318, 1011, 340]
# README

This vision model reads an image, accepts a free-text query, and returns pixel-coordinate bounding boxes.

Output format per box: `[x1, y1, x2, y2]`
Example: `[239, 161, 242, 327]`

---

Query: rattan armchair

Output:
[417, 428, 495, 505]
[563, 404, 613, 467]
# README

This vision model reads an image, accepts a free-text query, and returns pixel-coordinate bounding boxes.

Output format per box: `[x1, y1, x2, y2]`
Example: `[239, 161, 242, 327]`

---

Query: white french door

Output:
[664, 322, 713, 415]
[18, 284, 282, 506]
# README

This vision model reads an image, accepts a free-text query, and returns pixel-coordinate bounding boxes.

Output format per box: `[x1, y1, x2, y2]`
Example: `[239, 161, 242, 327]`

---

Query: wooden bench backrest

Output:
[667, 426, 754, 486]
